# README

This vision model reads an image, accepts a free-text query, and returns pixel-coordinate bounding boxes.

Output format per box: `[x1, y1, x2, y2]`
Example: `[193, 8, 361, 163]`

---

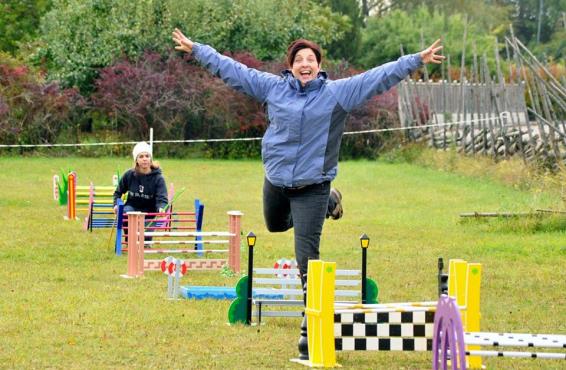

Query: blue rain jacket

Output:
[193, 43, 422, 187]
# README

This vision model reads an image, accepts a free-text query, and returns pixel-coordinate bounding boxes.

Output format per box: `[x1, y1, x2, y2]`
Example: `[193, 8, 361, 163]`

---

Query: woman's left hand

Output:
[172, 28, 194, 54]
[420, 39, 445, 64]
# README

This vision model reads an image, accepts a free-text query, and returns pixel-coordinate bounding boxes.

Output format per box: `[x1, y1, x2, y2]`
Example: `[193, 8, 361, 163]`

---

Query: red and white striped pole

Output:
[227, 211, 243, 273]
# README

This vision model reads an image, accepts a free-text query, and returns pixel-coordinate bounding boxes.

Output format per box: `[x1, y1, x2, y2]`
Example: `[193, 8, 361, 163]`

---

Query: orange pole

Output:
[126, 212, 145, 277]
[67, 172, 76, 220]
[227, 211, 243, 273]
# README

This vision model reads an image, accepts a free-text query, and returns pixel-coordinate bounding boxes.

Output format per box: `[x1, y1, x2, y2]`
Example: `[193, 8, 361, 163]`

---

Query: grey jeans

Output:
[263, 178, 335, 279]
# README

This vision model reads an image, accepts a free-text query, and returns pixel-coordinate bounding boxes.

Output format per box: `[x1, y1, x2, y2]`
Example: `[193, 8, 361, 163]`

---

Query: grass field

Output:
[0, 156, 565, 369]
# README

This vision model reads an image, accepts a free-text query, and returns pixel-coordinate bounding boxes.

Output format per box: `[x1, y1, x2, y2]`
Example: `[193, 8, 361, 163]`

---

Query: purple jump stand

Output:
[432, 295, 467, 370]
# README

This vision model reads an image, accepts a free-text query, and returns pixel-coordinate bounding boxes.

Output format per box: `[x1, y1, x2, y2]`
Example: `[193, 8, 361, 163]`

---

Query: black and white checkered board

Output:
[334, 311, 435, 351]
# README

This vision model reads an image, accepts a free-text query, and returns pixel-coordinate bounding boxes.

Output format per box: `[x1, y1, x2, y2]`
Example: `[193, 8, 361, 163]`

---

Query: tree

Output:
[358, 7, 498, 76]
[0, 0, 52, 54]
[503, 0, 566, 44]
[361, 0, 511, 31]
[36, 0, 351, 92]
[0, 52, 83, 146]
[314, 0, 363, 62]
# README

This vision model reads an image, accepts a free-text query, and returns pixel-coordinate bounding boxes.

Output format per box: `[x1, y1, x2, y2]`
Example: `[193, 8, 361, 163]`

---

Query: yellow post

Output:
[448, 259, 483, 369]
[465, 263, 482, 369]
[305, 260, 338, 367]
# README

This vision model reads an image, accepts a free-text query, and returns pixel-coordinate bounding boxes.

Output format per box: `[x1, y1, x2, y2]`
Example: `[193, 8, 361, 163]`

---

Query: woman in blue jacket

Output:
[173, 29, 443, 359]
[173, 28, 443, 277]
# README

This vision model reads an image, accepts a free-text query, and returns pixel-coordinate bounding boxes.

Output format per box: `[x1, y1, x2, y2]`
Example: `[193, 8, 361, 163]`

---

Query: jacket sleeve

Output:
[154, 176, 169, 211]
[113, 172, 128, 207]
[329, 53, 422, 112]
[192, 43, 278, 103]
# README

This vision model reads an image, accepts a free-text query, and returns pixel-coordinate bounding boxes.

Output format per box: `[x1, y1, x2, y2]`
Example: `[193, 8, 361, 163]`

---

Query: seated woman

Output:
[113, 142, 169, 240]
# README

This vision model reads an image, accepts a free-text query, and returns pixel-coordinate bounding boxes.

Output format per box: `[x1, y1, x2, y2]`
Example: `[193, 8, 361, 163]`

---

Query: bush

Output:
[90, 50, 267, 157]
[0, 53, 84, 147]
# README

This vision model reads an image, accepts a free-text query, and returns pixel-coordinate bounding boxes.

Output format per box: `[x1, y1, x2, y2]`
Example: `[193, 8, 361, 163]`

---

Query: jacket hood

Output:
[281, 70, 328, 92]
[134, 167, 162, 176]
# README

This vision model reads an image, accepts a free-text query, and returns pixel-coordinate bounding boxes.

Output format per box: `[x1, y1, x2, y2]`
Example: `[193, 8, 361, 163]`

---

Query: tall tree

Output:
[315, 0, 363, 61]
[361, 0, 511, 32]
[358, 7, 497, 75]
[503, 0, 565, 44]
[0, 0, 52, 54]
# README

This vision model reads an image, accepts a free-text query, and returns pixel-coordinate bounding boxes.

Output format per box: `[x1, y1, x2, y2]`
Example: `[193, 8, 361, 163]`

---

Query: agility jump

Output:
[292, 258, 481, 368]
[121, 210, 242, 277]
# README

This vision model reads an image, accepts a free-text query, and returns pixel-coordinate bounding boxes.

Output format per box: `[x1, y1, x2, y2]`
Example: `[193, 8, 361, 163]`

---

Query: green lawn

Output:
[0, 157, 565, 369]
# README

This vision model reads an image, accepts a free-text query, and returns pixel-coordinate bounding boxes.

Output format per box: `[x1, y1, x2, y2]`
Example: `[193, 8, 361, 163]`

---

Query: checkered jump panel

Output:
[335, 337, 433, 351]
[334, 310, 435, 351]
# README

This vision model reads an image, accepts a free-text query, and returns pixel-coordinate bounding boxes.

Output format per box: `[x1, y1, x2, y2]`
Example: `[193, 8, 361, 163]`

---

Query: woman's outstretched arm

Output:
[329, 39, 445, 112]
[172, 28, 278, 103]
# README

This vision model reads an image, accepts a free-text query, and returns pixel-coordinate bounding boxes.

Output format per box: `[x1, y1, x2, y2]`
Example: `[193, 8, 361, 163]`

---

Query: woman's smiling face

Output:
[291, 48, 320, 86]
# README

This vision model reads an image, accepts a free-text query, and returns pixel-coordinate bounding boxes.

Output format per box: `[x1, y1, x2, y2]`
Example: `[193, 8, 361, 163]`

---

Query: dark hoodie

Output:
[113, 168, 168, 213]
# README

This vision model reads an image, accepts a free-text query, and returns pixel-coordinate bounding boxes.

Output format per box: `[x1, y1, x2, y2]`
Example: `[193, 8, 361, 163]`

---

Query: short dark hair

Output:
[286, 39, 322, 67]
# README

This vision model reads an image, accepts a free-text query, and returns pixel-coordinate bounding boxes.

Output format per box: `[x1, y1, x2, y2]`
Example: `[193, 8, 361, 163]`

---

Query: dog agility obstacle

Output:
[432, 295, 566, 369]
[121, 210, 242, 278]
[63, 171, 117, 221]
[228, 234, 378, 325]
[114, 198, 204, 254]
[89, 182, 176, 232]
[292, 258, 481, 368]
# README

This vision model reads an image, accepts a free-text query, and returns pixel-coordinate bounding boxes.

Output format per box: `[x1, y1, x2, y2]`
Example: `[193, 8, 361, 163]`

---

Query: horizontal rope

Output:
[0, 114, 513, 148]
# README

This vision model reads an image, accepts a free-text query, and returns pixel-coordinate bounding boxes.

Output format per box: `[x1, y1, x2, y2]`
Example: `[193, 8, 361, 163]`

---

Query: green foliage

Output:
[314, 0, 363, 62]
[36, 0, 350, 92]
[506, 0, 566, 44]
[0, 0, 52, 55]
[359, 6, 498, 76]
[387, 0, 512, 33]
[530, 29, 566, 61]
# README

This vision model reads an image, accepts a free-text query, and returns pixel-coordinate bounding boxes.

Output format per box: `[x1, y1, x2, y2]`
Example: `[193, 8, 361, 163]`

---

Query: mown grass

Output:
[0, 156, 565, 369]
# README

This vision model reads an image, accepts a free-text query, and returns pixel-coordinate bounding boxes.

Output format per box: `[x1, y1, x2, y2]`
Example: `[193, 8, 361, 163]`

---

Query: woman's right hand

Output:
[172, 28, 194, 54]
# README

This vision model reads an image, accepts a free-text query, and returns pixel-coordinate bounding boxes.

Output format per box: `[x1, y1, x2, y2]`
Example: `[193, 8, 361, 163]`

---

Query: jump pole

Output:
[65, 171, 77, 220]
